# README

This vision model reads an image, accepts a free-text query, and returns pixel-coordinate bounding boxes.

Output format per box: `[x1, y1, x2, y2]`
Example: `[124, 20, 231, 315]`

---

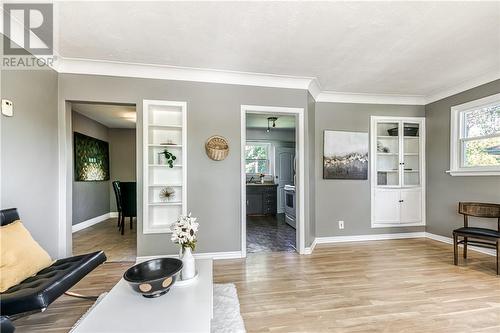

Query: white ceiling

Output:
[72, 103, 136, 129]
[56, 1, 500, 97]
[246, 114, 295, 129]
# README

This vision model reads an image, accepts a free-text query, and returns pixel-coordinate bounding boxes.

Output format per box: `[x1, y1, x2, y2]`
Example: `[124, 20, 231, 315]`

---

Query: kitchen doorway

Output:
[240, 105, 305, 257]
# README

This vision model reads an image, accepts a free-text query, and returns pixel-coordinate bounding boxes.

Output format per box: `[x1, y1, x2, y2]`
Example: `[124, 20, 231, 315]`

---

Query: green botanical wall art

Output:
[74, 132, 110, 181]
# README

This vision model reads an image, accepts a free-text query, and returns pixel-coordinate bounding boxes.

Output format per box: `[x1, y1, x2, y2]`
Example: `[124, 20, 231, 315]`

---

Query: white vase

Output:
[180, 247, 196, 280]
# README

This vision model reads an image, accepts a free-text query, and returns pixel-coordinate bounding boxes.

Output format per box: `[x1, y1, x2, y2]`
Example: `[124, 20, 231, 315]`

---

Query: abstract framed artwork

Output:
[323, 130, 368, 180]
[74, 132, 110, 181]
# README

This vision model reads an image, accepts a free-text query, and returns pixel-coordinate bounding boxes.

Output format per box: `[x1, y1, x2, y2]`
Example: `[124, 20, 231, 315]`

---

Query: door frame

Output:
[240, 105, 305, 257]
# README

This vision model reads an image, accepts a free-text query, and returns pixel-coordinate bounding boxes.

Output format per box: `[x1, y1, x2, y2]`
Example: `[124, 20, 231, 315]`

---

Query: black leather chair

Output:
[112, 181, 122, 228]
[119, 182, 137, 235]
[0, 208, 107, 321]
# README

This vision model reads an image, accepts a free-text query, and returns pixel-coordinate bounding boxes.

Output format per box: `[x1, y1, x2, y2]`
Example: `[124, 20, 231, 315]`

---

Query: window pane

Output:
[245, 145, 268, 159]
[245, 161, 258, 173]
[257, 160, 268, 174]
[463, 136, 500, 167]
[464, 105, 500, 138]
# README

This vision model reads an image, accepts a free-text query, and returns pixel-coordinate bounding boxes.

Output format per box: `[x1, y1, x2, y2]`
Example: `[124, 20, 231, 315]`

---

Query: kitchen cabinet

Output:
[246, 185, 277, 216]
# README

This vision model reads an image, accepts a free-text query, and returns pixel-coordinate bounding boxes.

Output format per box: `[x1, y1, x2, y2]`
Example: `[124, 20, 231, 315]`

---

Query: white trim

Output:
[109, 211, 119, 218]
[136, 251, 243, 263]
[72, 212, 114, 233]
[425, 232, 495, 257]
[54, 57, 500, 106]
[303, 238, 317, 255]
[315, 232, 426, 244]
[241, 105, 306, 257]
[426, 71, 500, 104]
[305, 232, 494, 257]
[316, 91, 426, 105]
[448, 92, 500, 176]
[56, 57, 313, 91]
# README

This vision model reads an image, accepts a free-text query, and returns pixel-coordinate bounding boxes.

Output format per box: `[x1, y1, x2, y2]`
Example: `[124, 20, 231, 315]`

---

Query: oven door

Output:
[284, 191, 295, 218]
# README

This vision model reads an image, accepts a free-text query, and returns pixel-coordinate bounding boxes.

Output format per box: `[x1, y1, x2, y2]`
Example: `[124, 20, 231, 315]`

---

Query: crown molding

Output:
[54, 57, 498, 106]
[56, 57, 313, 90]
[316, 91, 426, 105]
[425, 70, 500, 104]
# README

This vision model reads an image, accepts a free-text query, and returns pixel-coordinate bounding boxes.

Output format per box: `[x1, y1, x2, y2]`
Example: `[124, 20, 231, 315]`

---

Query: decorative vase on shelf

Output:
[180, 247, 196, 280]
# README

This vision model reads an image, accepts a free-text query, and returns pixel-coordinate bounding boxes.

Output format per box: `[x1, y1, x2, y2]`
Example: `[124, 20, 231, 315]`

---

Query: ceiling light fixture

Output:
[267, 117, 278, 133]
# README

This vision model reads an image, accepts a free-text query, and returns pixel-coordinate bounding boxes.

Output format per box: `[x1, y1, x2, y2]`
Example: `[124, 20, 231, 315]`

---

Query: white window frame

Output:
[448, 92, 500, 176]
[245, 141, 273, 176]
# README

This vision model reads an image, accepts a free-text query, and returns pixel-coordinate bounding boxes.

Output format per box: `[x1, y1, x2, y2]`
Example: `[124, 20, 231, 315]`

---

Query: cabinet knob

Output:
[399, 200, 404, 203]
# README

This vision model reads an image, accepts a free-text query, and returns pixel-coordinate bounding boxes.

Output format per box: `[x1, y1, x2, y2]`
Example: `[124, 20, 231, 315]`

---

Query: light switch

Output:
[1, 99, 13, 117]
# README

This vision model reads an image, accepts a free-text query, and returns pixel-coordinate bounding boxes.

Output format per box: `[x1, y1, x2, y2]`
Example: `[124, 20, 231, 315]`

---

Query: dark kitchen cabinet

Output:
[246, 185, 277, 216]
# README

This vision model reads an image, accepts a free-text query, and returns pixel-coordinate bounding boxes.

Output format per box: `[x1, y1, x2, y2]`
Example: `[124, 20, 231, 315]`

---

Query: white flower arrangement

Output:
[170, 213, 199, 251]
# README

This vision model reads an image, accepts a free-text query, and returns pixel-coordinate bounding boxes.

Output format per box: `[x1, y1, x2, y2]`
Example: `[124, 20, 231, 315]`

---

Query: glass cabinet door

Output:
[402, 122, 420, 186]
[376, 121, 400, 186]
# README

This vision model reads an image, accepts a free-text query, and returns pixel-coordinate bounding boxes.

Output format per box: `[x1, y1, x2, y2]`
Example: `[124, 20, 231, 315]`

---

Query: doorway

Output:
[69, 102, 137, 262]
[240, 105, 305, 257]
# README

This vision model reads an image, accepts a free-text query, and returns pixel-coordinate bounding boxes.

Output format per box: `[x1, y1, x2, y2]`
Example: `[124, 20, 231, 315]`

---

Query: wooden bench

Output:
[453, 202, 500, 275]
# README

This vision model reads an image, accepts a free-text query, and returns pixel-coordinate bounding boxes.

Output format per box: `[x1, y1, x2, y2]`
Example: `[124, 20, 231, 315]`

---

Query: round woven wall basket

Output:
[205, 135, 229, 161]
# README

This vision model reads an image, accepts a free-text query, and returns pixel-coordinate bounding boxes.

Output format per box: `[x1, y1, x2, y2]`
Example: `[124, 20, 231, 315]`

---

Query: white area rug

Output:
[211, 283, 246, 333]
[70, 284, 245, 333]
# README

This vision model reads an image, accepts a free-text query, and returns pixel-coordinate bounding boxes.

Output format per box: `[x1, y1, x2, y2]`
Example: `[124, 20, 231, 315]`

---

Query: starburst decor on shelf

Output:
[159, 187, 175, 202]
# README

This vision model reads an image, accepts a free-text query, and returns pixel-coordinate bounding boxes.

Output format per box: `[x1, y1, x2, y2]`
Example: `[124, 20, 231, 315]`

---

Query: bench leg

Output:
[497, 240, 499, 275]
[453, 233, 458, 266]
[463, 237, 468, 259]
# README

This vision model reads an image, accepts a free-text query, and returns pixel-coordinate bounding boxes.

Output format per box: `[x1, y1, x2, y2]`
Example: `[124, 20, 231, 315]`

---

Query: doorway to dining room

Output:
[70, 102, 137, 262]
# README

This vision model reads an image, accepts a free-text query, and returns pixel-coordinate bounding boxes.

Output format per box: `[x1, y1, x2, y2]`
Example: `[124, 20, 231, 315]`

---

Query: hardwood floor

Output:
[73, 218, 136, 262]
[14, 238, 500, 333]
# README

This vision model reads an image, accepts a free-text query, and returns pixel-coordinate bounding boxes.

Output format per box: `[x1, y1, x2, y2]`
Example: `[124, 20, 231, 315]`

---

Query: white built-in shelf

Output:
[149, 164, 183, 168]
[148, 183, 183, 187]
[143, 99, 187, 234]
[371, 116, 425, 229]
[148, 202, 182, 206]
[149, 124, 183, 129]
[148, 144, 183, 148]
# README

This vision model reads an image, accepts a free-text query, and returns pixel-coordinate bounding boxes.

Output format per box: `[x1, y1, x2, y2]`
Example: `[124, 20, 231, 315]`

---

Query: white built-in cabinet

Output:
[370, 116, 425, 228]
[143, 100, 187, 234]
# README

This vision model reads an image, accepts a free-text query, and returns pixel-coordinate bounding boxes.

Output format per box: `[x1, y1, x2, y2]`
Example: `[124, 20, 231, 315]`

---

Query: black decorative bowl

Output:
[124, 258, 183, 298]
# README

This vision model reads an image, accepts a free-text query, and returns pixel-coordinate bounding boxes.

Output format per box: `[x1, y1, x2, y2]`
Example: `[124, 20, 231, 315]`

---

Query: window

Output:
[449, 93, 500, 176]
[245, 142, 271, 175]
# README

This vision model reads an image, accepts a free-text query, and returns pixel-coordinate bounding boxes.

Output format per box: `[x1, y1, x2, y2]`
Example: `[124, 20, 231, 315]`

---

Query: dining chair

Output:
[119, 182, 137, 235]
[112, 181, 122, 228]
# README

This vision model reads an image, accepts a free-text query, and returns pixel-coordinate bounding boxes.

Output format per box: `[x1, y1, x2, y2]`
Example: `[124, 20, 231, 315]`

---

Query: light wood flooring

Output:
[15, 238, 500, 333]
[73, 218, 136, 262]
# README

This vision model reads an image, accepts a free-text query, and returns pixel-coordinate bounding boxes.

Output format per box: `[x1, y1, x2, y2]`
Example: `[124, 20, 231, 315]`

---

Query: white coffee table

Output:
[72, 259, 213, 333]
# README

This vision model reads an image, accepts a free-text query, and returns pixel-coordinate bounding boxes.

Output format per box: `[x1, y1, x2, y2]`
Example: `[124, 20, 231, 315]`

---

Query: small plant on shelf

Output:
[160, 148, 177, 168]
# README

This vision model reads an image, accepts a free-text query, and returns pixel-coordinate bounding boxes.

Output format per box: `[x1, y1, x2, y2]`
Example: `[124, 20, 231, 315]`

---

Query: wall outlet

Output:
[338, 220, 344, 229]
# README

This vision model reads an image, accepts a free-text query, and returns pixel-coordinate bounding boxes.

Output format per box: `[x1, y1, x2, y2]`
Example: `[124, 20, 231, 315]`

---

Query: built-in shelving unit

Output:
[143, 100, 187, 234]
[370, 116, 425, 228]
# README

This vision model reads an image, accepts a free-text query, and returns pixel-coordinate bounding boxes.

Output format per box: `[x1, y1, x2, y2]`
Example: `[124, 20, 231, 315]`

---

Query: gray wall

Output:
[246, 128, 295, 142]
[58, 74, 310, 256]
[72, 111, 110, 225]
[109, 128, 137, 211]
[1, 69, 60, 258]
[425, 79, 500, 237]
[314, 102, 425, 237]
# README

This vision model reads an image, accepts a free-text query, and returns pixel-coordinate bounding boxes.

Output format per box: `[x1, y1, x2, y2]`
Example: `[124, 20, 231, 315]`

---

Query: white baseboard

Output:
[425, 232, 495, 256]
[314, 232, 426, 245]
[136, 251, 243, 263]
[304, 238, 317, 255]
[308, 231, 495, 257]
[72, 212, 117, 233]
